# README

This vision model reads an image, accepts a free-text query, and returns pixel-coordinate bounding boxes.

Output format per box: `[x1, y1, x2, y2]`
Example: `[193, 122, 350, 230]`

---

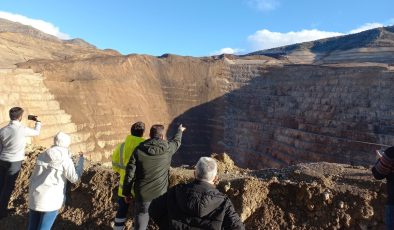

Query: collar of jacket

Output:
[10, 120, 21, 126]
[194, 179, 216, 189]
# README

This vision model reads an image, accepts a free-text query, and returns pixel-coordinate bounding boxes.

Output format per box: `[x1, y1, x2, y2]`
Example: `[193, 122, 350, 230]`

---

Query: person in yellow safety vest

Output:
[112, 121, 145, 230]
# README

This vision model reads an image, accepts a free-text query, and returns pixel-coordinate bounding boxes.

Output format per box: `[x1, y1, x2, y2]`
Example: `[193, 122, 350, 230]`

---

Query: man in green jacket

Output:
[123, 124, 186, 230]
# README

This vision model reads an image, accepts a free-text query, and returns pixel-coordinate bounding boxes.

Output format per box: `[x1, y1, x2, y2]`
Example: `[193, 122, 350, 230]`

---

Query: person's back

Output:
[28, 132, 84, 230]
[149, 157, 244, 230]
[0, 107, 41, 219]
[112, 122, 145, 230]
[29, 145, 82, 211]
[123, 124, 186, 230]
[132, 137, 175, 201]
[0, 110, 41, 162]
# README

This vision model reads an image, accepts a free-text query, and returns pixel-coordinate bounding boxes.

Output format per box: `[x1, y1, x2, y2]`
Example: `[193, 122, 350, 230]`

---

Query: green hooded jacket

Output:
[122, 130, 182, 202]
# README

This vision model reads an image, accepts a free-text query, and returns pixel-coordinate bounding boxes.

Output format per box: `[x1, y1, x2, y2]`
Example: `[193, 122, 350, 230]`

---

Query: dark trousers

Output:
[0, 160, 22, 218]
[386, 205, 394, 230]
[114, 197, 130, 229]
[133, 201, 151, 230]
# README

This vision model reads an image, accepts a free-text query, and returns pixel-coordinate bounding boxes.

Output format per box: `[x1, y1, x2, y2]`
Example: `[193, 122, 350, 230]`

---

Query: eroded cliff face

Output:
[7, 56, 394, 169]
[16, 55, 225, 162]
[1, 20, 393, 168]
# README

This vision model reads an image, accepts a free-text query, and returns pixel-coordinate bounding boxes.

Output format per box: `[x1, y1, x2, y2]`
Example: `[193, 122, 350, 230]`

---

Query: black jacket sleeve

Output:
[168, 130, 183, 155]
[149, 192, 169, 229]
[222, 198, 245, 230]
[372, 165, 386, 180]
[122, 149, 138, 197]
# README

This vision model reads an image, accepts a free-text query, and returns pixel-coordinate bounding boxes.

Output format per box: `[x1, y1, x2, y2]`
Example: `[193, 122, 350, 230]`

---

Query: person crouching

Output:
[27, 132, 84, 230]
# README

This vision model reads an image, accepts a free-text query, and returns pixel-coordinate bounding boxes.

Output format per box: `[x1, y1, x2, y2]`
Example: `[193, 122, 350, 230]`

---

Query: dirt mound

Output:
[0, 147, 387, 229]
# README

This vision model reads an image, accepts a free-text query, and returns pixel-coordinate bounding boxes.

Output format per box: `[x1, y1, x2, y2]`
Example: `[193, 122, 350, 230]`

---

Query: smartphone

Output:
[28, 115, 37, 121]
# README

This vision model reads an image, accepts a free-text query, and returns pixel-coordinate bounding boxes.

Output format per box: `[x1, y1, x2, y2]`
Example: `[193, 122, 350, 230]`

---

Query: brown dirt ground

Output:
[0, 149, 387, 230]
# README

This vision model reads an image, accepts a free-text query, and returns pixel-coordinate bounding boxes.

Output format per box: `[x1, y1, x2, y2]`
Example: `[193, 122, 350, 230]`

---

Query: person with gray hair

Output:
[27, 132, 84, 230]
[195, 156, 218, 183]
[149, 157, 244, 230]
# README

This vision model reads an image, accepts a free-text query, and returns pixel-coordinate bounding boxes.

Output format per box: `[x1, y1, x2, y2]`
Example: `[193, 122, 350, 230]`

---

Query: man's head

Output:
[195, 157, 218, 184]
[9, 107, 24, 121]
[54, 132, 71, 148]
[131, 121, 145, 137]
[149, 124, 165, 139]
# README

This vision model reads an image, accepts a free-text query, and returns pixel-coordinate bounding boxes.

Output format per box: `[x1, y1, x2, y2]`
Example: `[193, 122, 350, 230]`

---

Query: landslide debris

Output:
[0, 148, 386, 229]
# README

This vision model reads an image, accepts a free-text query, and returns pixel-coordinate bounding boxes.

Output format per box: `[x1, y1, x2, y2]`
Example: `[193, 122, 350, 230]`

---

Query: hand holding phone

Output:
[376, 150, 383, 159]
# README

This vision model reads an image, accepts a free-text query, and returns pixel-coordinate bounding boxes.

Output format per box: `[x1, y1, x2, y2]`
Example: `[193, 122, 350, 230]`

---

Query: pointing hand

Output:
[178, 124, 186, 132]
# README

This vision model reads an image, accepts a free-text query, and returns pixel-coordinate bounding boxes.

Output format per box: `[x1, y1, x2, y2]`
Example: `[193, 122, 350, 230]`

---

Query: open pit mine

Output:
[0, 18, 393, 229]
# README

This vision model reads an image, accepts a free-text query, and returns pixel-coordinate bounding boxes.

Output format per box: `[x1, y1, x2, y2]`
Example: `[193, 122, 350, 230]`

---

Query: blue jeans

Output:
[133, 201, 151, 230]
[386, 205, 394, 230]
[27, 209, 58, 230]
[0, 160, 22, 218]
[114, 197, 130, 229]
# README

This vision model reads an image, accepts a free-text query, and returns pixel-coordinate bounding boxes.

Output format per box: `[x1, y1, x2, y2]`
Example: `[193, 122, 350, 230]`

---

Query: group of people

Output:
[0, 107, 84, 229]
[111, 122, 244, 230]
[1, 106, 393, 230]
[0, 107, 244, 230]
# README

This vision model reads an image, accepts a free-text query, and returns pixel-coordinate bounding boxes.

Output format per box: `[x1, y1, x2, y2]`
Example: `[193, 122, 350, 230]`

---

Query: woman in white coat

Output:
[27, 132, 84, 230]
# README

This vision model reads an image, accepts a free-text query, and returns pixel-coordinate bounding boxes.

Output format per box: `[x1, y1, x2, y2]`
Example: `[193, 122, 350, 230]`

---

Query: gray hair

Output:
[195, 157, 218, 182]
[54, 132, 71, 148]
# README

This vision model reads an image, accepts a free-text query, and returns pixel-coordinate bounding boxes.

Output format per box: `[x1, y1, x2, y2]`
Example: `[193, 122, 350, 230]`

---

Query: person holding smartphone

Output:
[0, 107, 41, 219]
[372, 146, 394, 230]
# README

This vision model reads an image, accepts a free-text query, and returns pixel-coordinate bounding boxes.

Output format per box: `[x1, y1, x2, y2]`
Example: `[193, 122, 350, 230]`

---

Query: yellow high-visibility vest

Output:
[112, 135, 144, 197]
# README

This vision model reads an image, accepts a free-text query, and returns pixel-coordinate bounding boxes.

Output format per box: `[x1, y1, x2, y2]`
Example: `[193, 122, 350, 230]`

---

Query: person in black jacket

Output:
[372, 146, 394, 230]
[149, 157, 245, 230]
[123, 124, 186, 230]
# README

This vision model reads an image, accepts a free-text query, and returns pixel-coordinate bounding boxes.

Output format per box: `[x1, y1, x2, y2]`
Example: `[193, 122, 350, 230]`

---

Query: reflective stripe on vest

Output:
[119, 142, 125, 168]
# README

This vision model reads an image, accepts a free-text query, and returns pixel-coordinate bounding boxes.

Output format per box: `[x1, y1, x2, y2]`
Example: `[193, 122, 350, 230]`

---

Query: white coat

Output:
[28, 146, 84, 212]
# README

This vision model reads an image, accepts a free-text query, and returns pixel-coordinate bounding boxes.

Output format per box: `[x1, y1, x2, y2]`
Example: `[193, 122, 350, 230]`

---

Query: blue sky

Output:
[0, 0, 393, 56]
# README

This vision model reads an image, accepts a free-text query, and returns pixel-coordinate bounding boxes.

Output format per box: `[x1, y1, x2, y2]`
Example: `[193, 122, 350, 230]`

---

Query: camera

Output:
[28, 115, 39, 122]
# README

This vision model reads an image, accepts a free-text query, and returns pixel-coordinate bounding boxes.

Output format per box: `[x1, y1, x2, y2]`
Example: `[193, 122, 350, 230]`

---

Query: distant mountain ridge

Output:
[0, 18, 119, 68]
[246, 25, 394, 64]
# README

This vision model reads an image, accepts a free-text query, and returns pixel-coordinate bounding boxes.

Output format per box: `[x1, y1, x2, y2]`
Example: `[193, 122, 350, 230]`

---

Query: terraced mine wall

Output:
[7, 56, 394, 169]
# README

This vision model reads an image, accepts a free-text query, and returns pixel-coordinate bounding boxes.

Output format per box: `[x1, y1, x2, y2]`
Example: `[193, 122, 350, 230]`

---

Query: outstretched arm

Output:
[64, 155, 84, 183]
[168, 124, 186, 155]
[24, 121, 41, 137]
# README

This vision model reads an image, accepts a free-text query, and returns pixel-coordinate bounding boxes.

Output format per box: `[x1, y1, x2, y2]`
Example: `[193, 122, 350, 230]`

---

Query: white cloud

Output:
[349, 22, 384, 34]
[248, 29, 343, 50]
[247, 22, 389, 51]
[211, 47, 244, 55]
[247, 0, 280, 12]
[0, 11, 71, 39]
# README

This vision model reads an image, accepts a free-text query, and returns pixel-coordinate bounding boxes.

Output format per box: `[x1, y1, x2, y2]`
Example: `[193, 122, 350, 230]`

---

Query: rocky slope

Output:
[0, 19, 393, 169]
[248, 26, 394, 64]
[0, 19, 119, 68]
[0, 146, 387, 229]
